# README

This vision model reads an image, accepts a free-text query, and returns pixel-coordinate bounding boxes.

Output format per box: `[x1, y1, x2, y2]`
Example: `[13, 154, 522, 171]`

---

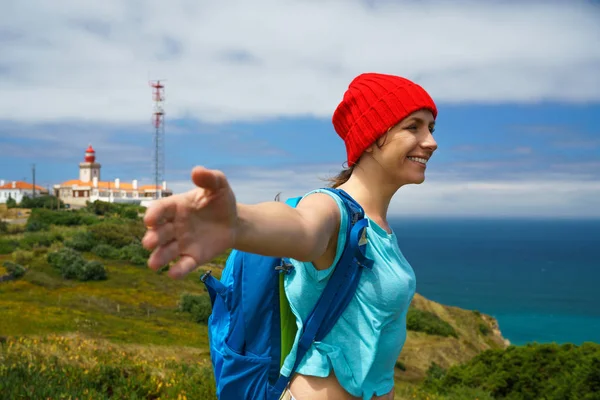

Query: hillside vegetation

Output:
[1, 199, 598, 399]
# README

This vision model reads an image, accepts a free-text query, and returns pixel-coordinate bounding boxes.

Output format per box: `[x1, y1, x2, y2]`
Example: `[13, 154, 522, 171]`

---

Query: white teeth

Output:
[407, 157, 428, 164]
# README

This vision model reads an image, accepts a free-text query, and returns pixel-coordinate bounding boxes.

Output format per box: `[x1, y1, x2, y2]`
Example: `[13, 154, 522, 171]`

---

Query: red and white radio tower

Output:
[150, 80, 165, 200]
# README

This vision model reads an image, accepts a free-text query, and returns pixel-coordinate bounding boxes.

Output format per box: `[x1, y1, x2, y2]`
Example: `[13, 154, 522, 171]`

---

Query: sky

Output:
[1, 0, 599, 218]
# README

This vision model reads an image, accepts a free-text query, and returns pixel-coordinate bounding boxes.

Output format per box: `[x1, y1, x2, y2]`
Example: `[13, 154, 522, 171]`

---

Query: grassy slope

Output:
[0, 222, 509, 399]
[0, 247, 214, 350]
[398, 294, 508, 382]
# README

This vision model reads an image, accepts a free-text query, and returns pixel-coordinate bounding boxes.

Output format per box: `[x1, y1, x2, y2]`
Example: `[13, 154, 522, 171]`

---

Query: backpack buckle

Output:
[200, 270, 212, 282]
[275, 259, 294, 274]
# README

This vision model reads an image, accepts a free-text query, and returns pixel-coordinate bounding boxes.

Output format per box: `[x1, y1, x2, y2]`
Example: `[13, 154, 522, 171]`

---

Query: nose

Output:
[421, 130, 438, 152]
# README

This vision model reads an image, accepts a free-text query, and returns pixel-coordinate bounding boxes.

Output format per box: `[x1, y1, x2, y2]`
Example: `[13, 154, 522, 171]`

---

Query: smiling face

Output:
[364, 109, 438, 186]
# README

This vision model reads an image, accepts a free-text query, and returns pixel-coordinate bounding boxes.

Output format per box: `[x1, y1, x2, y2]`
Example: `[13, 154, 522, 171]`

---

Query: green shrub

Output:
[478, 323, 491, 336]
[19, 232, 62, 250]
[191, 300, 212, 324]
[61, 256, 86, 280]
[86, 200, 143, 219]
[76, 260, 107, 281]
[91, 244, 119, 259]
[2, 261, 26, 278]
[89, 222, 144, 248]
[86, 200, 115, 216]
[406, 308, 458, 338]
[47, 247, 80, 269]
[423, 342, 600, 400]
[25, 220, 49, 232]
[421, 362, 448, 394]
[28, 208, 83, 227]
[65, 231, 95, 252]
[6, 196, 17, 208]
[179, 293, 212, 324]
[130, 255, 146, 266]
[120, 208, 139, 220]
[47, 248, 107, 282]
[20, 195, 64, 209]
[80, 214, 100, 225]
[0, 239, 19, 255]
[119, 243, 150, 266]
[0, 220, 8, 234]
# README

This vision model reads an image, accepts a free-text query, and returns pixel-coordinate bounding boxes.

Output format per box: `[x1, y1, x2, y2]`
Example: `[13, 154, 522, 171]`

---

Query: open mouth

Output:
[407, 156, 428, 166]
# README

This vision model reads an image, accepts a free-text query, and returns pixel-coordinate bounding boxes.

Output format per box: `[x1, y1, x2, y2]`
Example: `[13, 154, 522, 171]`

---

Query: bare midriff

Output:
[288, 372, 394, 400]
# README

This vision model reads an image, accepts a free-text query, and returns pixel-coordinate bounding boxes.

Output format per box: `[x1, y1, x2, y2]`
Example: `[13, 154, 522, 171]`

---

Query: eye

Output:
[407, 125, 418, 131]
[429, 126, 436, 134]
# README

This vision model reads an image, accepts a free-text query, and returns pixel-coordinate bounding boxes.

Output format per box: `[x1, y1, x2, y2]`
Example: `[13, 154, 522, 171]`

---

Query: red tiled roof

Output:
[58, 179, 170, 192]
[0, 181, 47, 192]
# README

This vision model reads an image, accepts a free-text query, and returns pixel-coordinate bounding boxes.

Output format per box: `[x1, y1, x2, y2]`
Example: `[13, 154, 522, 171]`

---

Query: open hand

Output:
[142, 166, 237, 279]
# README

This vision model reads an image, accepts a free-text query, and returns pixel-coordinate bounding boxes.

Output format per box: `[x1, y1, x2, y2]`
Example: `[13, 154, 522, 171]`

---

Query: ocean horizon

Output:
[390, 217, 600, 346]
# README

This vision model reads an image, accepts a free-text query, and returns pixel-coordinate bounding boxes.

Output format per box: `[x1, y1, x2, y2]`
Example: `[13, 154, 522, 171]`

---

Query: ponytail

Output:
[327, 164, 355, 188]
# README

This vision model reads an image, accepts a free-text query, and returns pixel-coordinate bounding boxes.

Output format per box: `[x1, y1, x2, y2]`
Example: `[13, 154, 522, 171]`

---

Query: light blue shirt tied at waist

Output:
[280, 189, 417, 400]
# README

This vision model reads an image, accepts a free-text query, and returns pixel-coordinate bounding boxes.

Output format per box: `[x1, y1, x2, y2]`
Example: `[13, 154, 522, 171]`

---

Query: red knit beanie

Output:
[332, 73, 438, 166]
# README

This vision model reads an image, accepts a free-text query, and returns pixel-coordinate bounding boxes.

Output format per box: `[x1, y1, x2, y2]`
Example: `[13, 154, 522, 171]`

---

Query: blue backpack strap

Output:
[273, 188, 372, 393]
[202, 269, 228, 308]
[284, 196, 302, 207]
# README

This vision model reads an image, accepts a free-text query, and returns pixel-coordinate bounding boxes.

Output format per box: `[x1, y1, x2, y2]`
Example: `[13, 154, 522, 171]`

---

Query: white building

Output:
[53, 145, 172, 208]
[0, 180, 48, 204]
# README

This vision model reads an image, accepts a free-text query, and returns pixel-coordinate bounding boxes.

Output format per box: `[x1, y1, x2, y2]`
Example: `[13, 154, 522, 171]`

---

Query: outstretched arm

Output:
[234, 192, 340, 262]
[142, 166, 340, 279]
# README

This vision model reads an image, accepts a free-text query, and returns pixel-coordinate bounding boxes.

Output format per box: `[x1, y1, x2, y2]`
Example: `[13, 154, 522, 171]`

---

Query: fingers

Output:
[143, 198, 177, 228]
[147, 240, 179, 271]
[168, 255, 199, 280]
[191, 166, 228, 192]
[142, 222, 175, 250]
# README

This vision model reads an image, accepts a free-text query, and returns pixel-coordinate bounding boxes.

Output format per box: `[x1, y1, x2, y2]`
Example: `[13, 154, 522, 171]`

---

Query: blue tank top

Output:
[280, 189, 417, 399]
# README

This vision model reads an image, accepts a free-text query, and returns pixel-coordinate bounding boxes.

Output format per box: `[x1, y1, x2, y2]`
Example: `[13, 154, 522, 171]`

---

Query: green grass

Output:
[0, 334, 215, 399]
[407, 307, 458, 338]
[0, 231, 213, 349]
[0, 216, 223, 398]
[394, 382, 494, 400]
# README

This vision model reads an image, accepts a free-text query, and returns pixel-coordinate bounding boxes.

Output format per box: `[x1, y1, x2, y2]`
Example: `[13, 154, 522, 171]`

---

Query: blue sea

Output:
[391, 218, 600, 346]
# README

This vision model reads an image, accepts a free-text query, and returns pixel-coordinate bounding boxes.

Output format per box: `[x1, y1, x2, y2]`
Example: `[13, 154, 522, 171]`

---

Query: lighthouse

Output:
[79, 144, 101, 183]
[53, 143, 172, 208]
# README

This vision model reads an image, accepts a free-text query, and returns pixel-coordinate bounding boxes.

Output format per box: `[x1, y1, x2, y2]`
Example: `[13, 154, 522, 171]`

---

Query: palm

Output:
[142, 167, 237, 279]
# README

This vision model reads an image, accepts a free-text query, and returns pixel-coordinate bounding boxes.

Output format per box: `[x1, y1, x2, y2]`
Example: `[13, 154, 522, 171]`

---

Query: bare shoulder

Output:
[295, 191, 341, 223]
[294, 191, 342, 268]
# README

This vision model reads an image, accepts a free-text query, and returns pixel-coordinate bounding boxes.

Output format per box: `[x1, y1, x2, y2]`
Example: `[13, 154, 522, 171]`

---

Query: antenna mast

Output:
[150, 80, 165, 200]
[32, 163, 36, 198]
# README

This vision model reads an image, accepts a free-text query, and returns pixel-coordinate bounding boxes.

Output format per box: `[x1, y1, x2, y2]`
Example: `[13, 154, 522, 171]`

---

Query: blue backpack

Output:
[201, 188, 373, 400]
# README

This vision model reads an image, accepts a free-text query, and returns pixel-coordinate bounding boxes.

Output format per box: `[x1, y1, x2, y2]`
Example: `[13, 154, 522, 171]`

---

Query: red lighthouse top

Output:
[84, 144, 96, 163]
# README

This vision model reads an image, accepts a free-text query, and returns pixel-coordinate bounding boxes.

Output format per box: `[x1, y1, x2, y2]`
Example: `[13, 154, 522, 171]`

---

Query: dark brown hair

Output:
[327, 164, 355, 188]
[326, 133, 389, 188]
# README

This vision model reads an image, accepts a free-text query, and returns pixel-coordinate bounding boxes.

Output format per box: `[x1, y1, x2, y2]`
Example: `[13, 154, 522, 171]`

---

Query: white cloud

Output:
[164, 164, 600, 218]
[1, 0, 599, 124]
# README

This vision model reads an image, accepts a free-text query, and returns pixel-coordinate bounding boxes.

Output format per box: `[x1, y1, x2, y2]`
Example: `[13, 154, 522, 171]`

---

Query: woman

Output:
[142, 72, 438, 400]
